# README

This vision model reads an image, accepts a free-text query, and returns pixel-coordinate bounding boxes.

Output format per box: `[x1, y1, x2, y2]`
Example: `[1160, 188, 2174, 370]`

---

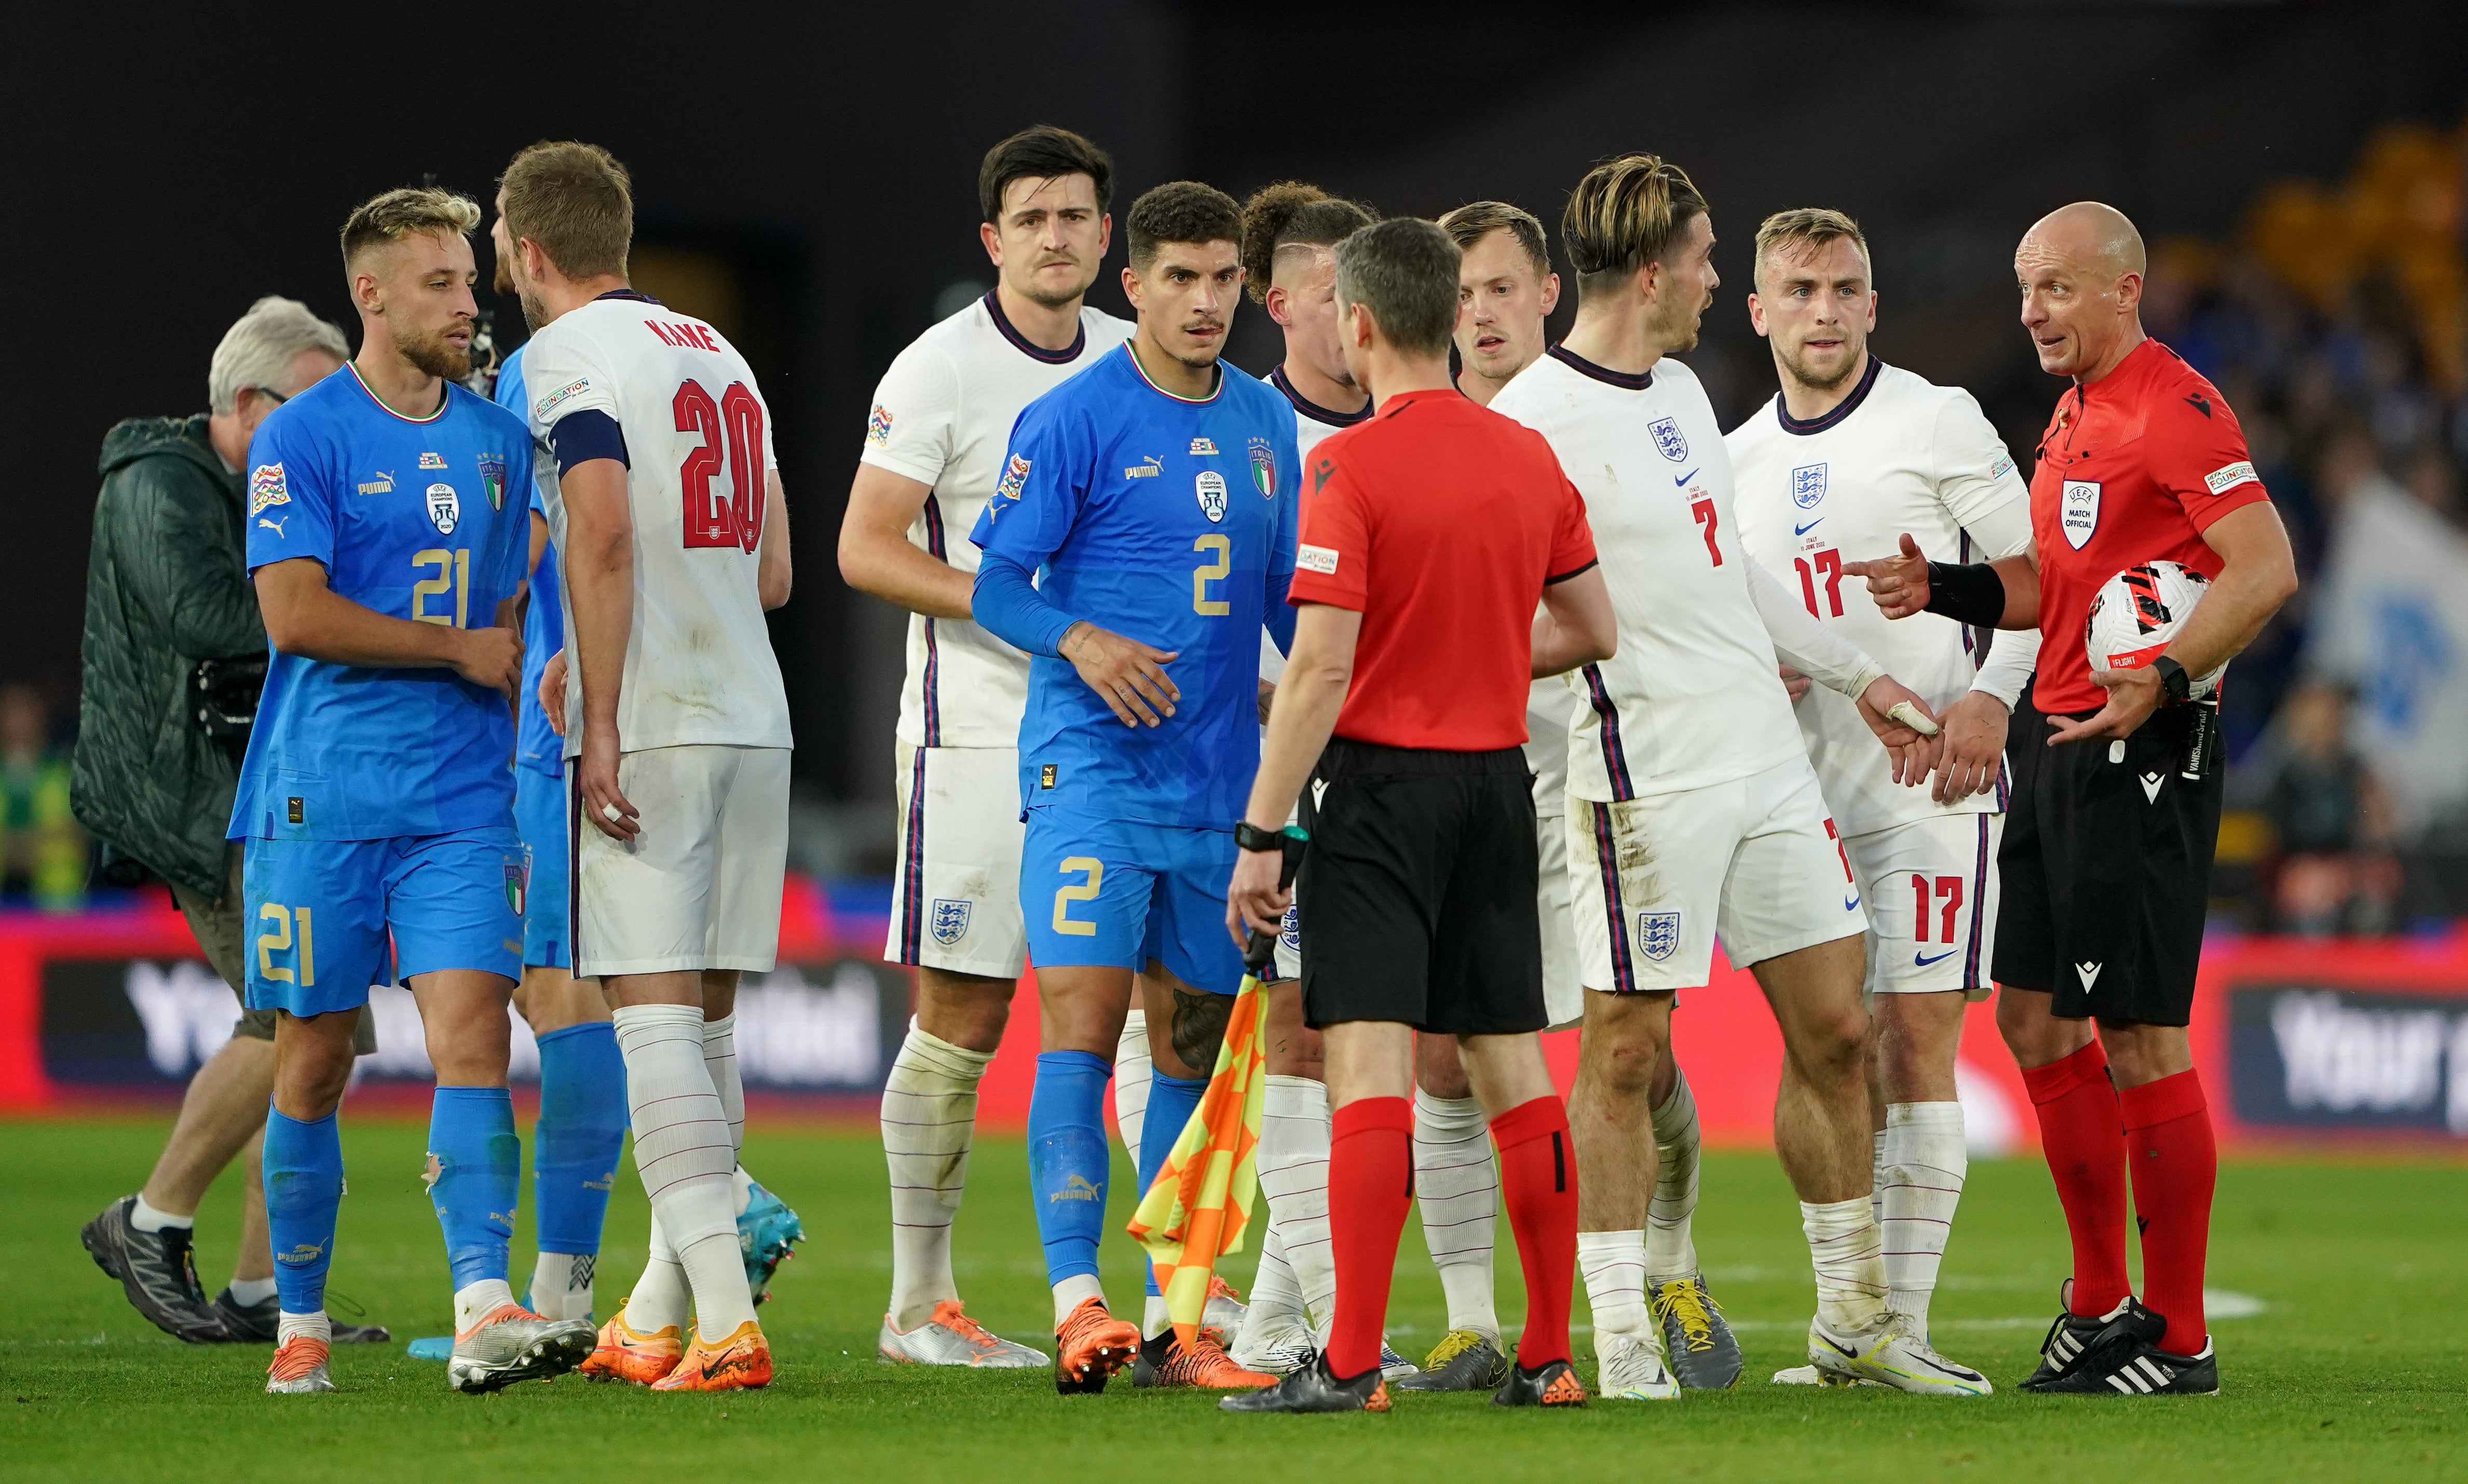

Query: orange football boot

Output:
[578, 1309, 685, 1385]
[265, 1334, 334, 1394]
[1053, 1296, 1140, 1394]
[649, 1320, 772, 1392]
[1133, 1329, 1279, 1389]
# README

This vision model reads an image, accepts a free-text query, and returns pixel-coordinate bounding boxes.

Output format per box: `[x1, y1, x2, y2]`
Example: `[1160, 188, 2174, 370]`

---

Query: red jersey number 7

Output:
[1691, 498, 1723, 567]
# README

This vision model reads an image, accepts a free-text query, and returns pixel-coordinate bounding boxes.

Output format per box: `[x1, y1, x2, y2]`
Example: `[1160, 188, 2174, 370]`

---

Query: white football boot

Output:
[877, 1300, 1046, 1367]
[1596, 1330, 1681, 1400]
[1807, 1310, 1992, 1396]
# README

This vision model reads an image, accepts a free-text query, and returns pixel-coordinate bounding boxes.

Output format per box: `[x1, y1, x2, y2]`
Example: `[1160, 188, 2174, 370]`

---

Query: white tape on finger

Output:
[1887, 700, 1941, 737]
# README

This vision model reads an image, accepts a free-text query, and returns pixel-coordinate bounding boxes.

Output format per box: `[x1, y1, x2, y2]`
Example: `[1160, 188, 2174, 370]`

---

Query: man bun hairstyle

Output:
[339, 186, 482, 270]
[979, 125, 1115, 224]
[1561, 153, 1708, 299]
[1438, 200, 1552, 280]
[1332, 217, 1461, 360]
[208, 296, 349, 415]
[1753, 207, 1871, 291]
[1126, 181, 1245, 272]
[499, 141, 634, 281]
[1239, 183, 1378, 304]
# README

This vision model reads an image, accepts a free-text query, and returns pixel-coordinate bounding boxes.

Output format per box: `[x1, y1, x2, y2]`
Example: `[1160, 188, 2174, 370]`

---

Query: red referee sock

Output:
[1325, 1096, 1414, 1381]
[2120, 1068, 2215, 1356]
[2018, 1040, 2131, 1317]
[1490, 1095, 1578, 1371]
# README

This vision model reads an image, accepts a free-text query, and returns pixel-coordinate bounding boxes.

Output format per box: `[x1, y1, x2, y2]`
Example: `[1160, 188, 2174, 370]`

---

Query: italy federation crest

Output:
[1196, 470, 1229, 523]
[1637, 911, 1681, 963]
[504, 861, 527, 918]
[931, 898, 972, 946]
[1248, 438, 1277, 499]
[427, 482, 460, 535]
[478, 453, 508, 511]
[1649, 417, 1689, 463]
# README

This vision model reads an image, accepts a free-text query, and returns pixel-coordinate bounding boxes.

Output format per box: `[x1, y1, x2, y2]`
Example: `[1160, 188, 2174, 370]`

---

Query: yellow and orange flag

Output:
[1126, 965, 1272, 1345]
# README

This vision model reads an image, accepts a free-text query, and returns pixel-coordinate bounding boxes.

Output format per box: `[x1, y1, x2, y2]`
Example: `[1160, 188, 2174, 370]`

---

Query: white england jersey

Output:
[1260, 364, 1371, 686]
[1731, 359, 2033, 837]
[861, 293, 1131, 747]
[1492, 349, 1880, 803]
[524, 293, 790, 757]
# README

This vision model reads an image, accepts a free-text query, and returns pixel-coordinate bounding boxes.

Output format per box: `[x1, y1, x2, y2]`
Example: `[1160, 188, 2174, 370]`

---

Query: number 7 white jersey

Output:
[524, 293, 792, 757]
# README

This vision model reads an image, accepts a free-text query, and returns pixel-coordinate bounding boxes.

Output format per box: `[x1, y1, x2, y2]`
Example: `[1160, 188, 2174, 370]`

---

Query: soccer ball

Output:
[2083, 560, 2225, 699]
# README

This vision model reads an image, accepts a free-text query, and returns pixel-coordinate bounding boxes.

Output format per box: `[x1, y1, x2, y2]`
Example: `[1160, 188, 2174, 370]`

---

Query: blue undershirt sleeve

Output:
[972, 551, 1081, 659]
[549, 408, 629, 474]
[1263, 569, 1296, 655]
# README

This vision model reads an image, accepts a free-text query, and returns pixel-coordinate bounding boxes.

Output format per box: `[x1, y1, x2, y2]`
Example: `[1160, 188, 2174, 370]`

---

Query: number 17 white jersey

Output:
[524, 293, 792, 758]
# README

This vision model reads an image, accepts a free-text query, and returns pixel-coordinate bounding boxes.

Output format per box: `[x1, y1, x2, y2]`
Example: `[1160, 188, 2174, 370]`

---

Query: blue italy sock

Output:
[427, 1085, 520, 1290]
[1138, 1071, 1209, 1297]
[532, 1023, 626, 1256]
[1028, 1050, 1113, 1287]
[263, 1106, 343, 1315]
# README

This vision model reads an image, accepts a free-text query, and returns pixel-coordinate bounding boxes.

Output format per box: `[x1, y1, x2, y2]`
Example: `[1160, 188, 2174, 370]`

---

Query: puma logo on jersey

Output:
[2076, 961, 2103, 991]
[257, 516, 289, 537]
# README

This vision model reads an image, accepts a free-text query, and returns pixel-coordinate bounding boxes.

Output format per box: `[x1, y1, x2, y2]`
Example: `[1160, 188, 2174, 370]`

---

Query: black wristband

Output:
[1923, 560, 2008, 628]
[2151, 654, 2192, 707]
[1235, 820, 1286, 853]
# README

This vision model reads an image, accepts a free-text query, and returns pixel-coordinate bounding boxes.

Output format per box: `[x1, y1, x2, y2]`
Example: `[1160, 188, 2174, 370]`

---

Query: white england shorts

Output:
[886, 744, 1029, 979]
[1844, 813, 2002, 1000]
[571, 745, 789, 978]
[1569, 758, 1866, 994]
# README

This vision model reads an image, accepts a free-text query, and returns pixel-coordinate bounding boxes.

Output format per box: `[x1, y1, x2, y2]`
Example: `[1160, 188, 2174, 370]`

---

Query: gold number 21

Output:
[412, 548, 470, 627]
[256, 902, 316, 986]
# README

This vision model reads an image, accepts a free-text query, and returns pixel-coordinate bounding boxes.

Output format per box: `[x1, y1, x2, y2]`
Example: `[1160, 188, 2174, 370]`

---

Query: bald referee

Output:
[1219, 218, 1616, 1415]
[1849, 202, 2296, 1397]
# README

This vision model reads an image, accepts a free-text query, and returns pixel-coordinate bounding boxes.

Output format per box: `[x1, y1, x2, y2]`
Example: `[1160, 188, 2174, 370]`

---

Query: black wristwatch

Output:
[1235, 820, 1286, 854]
[2151, 655, 2192, 707]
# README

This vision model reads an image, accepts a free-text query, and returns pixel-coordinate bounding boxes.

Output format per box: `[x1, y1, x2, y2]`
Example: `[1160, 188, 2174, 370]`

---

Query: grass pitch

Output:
[4, 1114, 2461, 1483]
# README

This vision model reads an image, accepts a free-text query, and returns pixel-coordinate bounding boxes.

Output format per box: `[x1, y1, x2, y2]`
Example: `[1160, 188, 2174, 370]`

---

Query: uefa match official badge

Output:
[1196, 470, 1229, 523]
[427, 483, 460, 535]
[2062, 479, 2101, 549]
[1248, 438, 1277, 498]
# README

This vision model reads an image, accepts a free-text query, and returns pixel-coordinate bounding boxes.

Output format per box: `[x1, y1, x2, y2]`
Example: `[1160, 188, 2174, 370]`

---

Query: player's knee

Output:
[918, 968, 1013, 1051]
[1578, 1016, 1667, 1095]
[1416, 1037, 1472, 1101]
[1791, 1002, 1871, 1083]
[271, 1018, 354, 1118]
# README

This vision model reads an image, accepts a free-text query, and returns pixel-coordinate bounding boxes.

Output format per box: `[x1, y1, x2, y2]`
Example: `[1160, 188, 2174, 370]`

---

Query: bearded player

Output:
[1422, 199, 1739, 1392]
[838, 125, 1130, 1369]
[506, 139, 795, 1393]
[1489, 155, 1983, 1399]
[969, 180, 1299, 1393]
[1728, 209, 2038, 1381]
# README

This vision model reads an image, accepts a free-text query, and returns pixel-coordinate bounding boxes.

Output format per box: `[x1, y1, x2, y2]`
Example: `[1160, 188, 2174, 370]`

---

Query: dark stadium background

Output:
[9, 0, 2468, 885]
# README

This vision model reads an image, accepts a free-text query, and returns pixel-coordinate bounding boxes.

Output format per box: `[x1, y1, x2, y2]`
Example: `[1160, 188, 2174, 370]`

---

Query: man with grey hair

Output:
[74, 296, 386, 1347]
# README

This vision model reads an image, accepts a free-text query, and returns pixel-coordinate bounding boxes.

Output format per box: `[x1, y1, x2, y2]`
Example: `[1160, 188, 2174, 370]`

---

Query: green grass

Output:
[4, 1114, 2462, 1482]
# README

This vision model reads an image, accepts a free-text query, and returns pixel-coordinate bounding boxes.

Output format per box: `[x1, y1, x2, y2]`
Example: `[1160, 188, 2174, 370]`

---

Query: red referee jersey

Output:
[2029, 338, 2271, 714]
[1288, 388, 1596, 750]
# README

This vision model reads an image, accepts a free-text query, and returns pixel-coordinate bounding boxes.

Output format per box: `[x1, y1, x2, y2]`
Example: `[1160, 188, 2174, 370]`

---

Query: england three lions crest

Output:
[1791, 463, 1827, 509]
[931, 898, 972, 946]
[1649, 417, 1689, 463]
[1637, 911, 1681, 963]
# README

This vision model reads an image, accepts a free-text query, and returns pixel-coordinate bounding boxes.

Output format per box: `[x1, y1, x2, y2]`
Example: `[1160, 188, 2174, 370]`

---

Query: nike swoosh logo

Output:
[1674, 468, 1699, 487]
[1820, 1336, 1860, 1359]
[1844, 896, 1861, 912]
[1794, 518, 1823, 535]
[1914, 949, 1956, 967]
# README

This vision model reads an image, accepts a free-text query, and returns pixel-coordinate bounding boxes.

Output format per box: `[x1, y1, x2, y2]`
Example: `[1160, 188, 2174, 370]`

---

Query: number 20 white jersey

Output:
[524, 293, 792, 757]
[1729, 359, 2031, 837]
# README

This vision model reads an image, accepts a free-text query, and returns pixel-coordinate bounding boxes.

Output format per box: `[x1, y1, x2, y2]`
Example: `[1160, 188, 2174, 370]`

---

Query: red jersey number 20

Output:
[675, 379, 766, 553]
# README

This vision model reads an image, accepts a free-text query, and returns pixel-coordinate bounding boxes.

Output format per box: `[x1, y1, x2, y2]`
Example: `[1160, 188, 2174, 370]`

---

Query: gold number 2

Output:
[1052, 857, 1103, 937]
[1192, 535, 1231, 616]
[412, 548, 471, 627]
[255, 902, 315, 986]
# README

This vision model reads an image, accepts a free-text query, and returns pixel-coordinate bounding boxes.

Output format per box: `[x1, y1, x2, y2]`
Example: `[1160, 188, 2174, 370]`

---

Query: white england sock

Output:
[1259, 1074, 1335, 1327]
[703, 1012, 745, 1156]
[1880, 1101, 1967, 1341]
[1114, 1009, 1151, 1171]
[624, 1214, 691, 1333]
[1800, 1195, 1889, 1334]
[1643, 1069, 1702, 1282]
[1243, 1225, 1307, 1329]
[613, 1004, 755, 1340]
[1413, 1089, 1499, 1342]
[1578, 1229, 1649, 1339]
[1870, 1125, 1888, 1229]
[880, 1020, 994, 1330]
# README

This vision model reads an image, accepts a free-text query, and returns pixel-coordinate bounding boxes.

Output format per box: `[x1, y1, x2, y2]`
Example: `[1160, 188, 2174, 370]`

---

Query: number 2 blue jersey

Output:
[495, 343, 565, 778]
[972, 344, 1299, 829]
[231, 364, 533, 841]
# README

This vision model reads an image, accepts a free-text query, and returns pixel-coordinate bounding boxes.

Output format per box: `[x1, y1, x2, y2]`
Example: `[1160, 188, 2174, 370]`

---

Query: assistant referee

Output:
[1850, 202, 2296, 1398]
[1220, 217, 1616, 1416]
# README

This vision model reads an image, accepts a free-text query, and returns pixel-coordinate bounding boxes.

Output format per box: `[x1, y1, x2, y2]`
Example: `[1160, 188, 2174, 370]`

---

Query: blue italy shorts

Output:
[1020, 808, 1244, 996]
[241, 826, 525, 1018]
[514, 763, 569, 970]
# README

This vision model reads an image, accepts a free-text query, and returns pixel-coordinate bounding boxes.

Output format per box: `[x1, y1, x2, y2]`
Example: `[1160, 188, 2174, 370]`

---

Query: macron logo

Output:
[2076, 961, 2104, 991]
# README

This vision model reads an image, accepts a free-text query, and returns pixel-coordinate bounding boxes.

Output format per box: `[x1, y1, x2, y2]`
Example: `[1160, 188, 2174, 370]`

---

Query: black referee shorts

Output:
[1297, 738, 1546, 1036]
[1993, 692, 2222, 1027]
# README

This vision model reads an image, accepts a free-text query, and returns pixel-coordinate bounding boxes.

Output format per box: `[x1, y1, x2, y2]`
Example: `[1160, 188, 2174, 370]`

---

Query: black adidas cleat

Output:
[209, 1286, 391, 1345]
[1652, 1274, 1744, 1390]
[1491, 1357, 1588, 1407]
[80, 1196, 223, 1343]
[1218, 1350, 1389, 1413]
[2022, 1294, 2165, 1393]
[1393, 1329, 1512, 1392]
[2036, 1335, 2219, 1396]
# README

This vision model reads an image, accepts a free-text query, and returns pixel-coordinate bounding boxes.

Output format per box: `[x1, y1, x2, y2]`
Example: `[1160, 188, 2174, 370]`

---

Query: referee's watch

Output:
[1235, 821, 1288, 854]
[2151, 655, 2192, 707]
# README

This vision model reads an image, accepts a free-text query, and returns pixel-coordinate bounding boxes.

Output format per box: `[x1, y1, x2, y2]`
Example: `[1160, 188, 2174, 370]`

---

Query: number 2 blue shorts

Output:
[241, 825, 525, 1019]
[1020, 807, 1244, 996]
[513, 763, 569, 970]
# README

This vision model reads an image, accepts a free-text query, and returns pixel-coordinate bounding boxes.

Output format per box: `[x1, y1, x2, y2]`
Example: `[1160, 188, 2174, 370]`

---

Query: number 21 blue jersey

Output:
[231, 364, 532, 841]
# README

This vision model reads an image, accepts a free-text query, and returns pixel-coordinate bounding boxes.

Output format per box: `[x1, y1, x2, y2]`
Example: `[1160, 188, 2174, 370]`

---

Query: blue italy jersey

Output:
[231, 364, 533, 841]
[973, 343, 1299, 828]
[495, 343, 564, 777]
